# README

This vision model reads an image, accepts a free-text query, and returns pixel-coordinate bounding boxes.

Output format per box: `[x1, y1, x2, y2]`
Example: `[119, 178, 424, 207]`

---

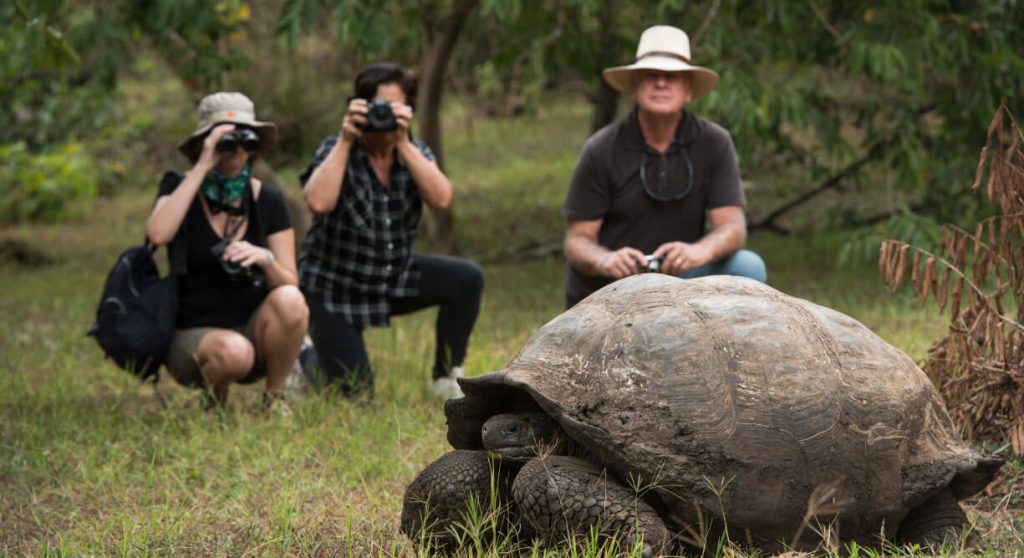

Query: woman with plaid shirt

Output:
[300, 63, 484, 399]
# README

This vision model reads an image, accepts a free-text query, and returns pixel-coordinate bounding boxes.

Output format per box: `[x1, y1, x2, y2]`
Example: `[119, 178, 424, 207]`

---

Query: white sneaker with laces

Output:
[431, 375, 464, 400]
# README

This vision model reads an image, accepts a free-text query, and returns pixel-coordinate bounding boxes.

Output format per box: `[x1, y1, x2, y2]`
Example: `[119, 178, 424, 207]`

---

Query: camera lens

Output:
[364, 99, 397, 132]
[368, 103, 390, 119]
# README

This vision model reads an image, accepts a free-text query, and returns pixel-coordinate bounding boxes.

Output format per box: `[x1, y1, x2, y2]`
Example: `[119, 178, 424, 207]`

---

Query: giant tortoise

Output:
[401, 274, 1001, 554]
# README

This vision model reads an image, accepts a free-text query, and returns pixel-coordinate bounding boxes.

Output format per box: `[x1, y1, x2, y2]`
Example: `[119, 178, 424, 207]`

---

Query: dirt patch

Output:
[0, 238, 56, 266]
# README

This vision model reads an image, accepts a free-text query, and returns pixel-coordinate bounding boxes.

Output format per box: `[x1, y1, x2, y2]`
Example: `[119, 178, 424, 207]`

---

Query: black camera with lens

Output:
[210, 237, 265, 288]
[643, 254, 662, 273]
[216, 128, 261, 155]
[359, 99, 398, 132]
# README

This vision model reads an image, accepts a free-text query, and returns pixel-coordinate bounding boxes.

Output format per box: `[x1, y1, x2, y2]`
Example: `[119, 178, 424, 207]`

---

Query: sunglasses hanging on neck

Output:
[640, 138, 695, 202]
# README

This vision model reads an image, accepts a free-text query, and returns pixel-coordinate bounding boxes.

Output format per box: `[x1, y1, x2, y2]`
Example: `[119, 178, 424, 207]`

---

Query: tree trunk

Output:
[417, 0, 480, 249]
[589, 0, 621, 134]
[590, 81, 620, 134]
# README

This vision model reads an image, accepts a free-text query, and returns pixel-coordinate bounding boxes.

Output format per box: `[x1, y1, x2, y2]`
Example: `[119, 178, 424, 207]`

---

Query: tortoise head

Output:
[481, 413, 565, 460]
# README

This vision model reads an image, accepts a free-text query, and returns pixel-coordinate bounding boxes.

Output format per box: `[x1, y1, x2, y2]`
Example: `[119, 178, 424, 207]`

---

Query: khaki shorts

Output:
[165, 311, 266, 388]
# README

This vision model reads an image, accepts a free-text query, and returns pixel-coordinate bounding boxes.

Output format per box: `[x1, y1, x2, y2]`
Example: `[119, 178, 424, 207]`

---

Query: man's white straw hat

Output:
[603, 25, 720, 98]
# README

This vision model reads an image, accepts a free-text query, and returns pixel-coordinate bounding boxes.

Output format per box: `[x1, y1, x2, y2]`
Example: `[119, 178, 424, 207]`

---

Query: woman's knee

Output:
[265, 285, 310, 328]
[197, 332, 254, 376]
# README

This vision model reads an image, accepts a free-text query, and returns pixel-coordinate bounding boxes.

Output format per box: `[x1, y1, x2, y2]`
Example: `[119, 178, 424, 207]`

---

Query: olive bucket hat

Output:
[178, 92, 278, 162]
[602, 25, 720, 99]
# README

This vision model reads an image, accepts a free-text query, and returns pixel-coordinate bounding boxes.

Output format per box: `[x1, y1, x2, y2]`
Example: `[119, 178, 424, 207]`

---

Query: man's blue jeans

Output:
[679, 249, 767, 283]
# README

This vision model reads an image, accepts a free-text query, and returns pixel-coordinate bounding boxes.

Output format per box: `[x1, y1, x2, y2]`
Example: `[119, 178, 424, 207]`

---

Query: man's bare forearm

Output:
[565, 231, 611, 277]
[695, 219, 746, 262]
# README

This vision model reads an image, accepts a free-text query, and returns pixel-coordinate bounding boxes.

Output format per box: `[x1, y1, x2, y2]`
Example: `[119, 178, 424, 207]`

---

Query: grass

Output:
[1, 93, 1022, 556]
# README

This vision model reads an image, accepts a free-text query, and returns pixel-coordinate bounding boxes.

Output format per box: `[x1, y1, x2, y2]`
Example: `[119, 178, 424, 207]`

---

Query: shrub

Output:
[0, 141, 99, 224]
[880, 106, 1024, 455]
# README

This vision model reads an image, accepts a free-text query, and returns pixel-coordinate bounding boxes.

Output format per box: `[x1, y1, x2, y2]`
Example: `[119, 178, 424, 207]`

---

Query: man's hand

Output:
[566, 219, 650, 279]
[653, 241, 712, 276]
[597, 247, 648, 279]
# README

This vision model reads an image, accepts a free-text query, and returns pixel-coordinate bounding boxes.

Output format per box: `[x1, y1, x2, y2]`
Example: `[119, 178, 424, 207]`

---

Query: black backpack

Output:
[87, 242, 178, 380]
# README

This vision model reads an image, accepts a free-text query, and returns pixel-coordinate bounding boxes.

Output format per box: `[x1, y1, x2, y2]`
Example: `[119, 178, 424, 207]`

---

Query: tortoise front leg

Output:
[895, 487, 970, 550]
[400, 450, 520, 551]
[512, 455, 670, 557]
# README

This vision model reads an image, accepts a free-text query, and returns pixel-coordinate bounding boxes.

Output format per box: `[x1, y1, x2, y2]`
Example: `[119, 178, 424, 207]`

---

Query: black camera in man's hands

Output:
[216, 128, 261, 154]
[643, 254, 662, 273]
[359, 99, 398, 132]
[210, 237, 265, 288]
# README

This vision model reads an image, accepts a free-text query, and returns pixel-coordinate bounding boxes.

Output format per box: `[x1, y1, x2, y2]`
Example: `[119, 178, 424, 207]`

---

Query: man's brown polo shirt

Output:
[562, 108, 745, 307]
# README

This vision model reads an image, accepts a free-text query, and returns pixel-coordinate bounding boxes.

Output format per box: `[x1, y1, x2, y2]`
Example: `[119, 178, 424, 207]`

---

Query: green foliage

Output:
[838, 212, 943, 270]
[452, 1, 1024, 232]
[5, 1, 80, 70]
[698, 1, 1024, 227]
[0, 141, 99, 223]
[454, 0, 617, 115]
[0, 2, 115, 150]
[277, 0, 417, 56]
[2, 0, 254, 154]
[123, 0, 253, 87]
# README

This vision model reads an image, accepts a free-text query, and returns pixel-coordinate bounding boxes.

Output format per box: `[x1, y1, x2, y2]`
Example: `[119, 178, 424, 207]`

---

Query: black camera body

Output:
[643, 254, 662, 273]
[360, 99, 398, 132]
[217, 128, 261, 154]
[210, 237, 265, 288]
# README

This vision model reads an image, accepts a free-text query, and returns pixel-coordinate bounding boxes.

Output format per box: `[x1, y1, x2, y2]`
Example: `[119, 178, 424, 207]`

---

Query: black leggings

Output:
[304, 254, 484, 396]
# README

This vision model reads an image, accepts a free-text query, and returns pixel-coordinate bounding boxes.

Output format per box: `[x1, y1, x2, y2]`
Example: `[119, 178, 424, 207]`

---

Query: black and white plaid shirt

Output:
[298, 135, 433, 327]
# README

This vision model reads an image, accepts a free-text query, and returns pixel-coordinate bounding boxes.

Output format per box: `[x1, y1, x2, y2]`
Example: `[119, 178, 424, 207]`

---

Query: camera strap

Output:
[221, 210, 247, 242]
[212, 179, 252, 243]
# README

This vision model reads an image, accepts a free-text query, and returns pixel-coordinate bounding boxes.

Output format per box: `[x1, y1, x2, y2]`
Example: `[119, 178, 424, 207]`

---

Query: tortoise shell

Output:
[446, 274, 990, 543]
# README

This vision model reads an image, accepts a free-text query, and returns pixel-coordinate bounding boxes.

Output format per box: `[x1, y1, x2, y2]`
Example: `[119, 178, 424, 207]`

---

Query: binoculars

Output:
[216, 128, 261, 155]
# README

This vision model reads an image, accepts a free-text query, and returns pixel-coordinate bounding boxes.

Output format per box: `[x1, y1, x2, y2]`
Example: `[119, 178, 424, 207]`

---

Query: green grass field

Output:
[1, 96, 1021, 556]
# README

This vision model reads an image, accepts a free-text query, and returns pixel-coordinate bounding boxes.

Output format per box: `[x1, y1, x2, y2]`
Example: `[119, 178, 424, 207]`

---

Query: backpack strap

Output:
[247, 179, 268, 248]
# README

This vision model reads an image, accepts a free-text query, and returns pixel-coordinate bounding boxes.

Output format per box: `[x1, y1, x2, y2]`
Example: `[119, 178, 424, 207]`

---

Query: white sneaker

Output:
[284, 338, 313, 399]
[451, 366, 465, 379]
[430, 377, 464, 400]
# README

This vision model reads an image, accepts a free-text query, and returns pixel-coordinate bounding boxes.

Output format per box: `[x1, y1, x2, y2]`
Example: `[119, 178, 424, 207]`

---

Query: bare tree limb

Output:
[857, 202, 926, 226]
[693, 0, 722, 45]
[803, 0, 841, 40]
[750, 137, 895, 234]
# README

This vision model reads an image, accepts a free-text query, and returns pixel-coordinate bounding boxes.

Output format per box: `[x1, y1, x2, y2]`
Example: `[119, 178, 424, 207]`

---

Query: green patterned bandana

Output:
[201, 163, 252, 211]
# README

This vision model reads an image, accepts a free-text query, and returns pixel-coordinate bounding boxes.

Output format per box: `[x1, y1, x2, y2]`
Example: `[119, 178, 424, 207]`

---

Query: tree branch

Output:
[857, 201, 926, 226]
[750, 137, 895, 233]
[693, 0, 722, 45]
[803, 0, 841, 40]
